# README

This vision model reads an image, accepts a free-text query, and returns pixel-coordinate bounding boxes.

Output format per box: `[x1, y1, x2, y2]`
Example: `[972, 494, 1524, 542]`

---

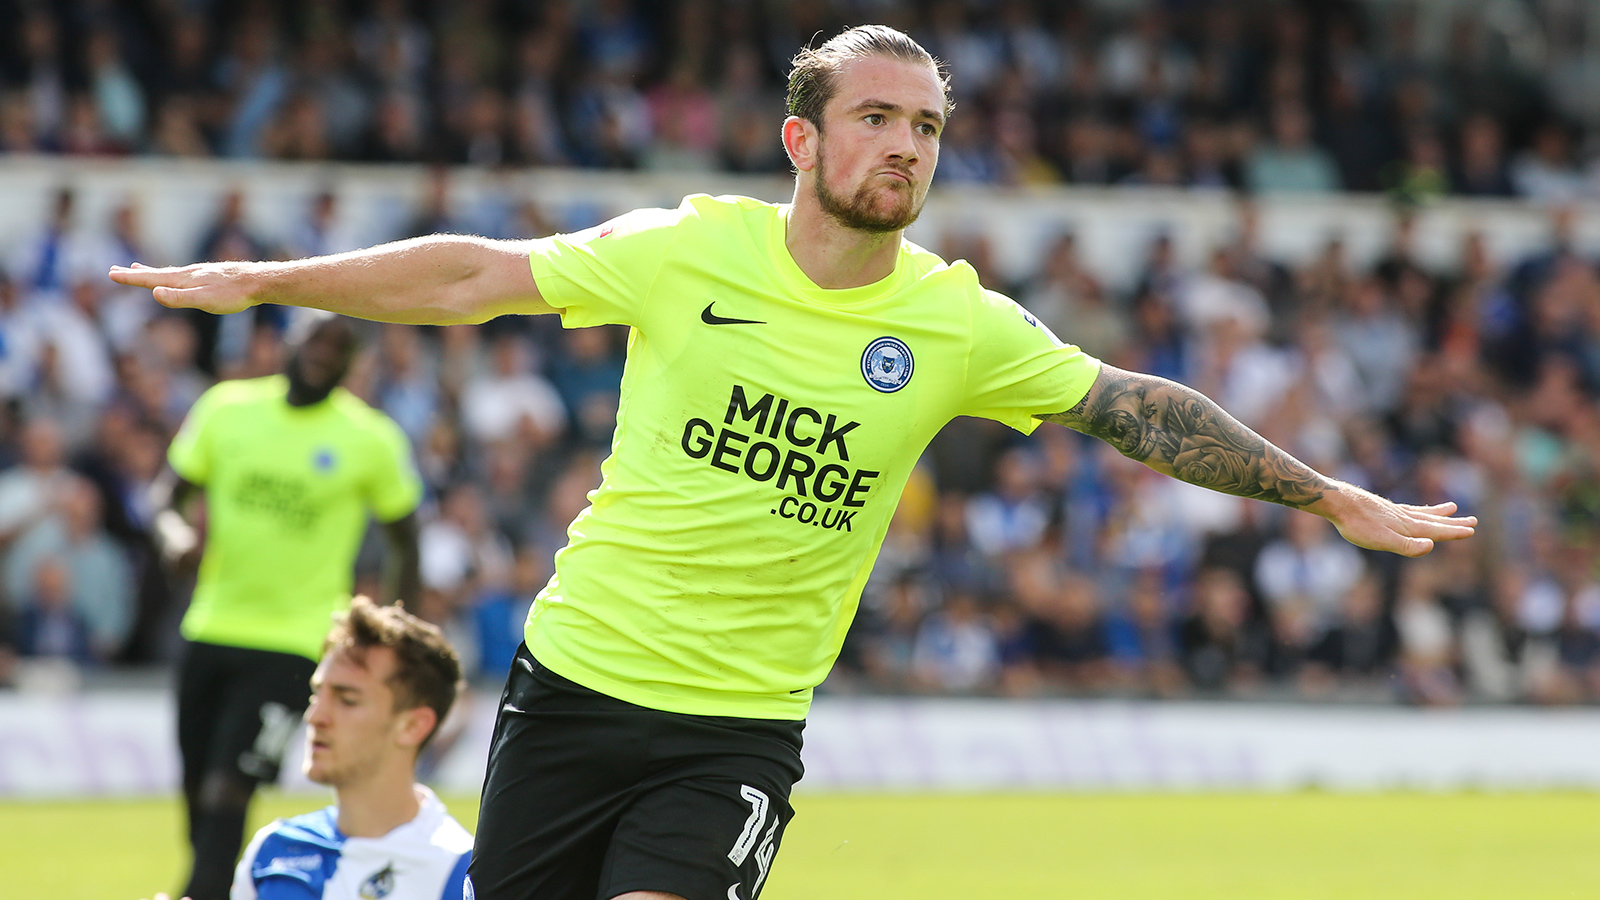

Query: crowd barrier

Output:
[4, 687, 1600, 798]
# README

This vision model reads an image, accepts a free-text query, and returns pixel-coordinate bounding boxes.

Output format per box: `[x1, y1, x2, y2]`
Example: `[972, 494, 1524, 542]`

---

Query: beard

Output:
[305, 751, 375, 788]
[813, 153, 926, 234]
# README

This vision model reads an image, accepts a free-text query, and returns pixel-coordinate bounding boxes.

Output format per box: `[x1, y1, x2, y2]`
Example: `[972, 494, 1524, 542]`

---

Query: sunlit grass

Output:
[3, 790, 1596, 900]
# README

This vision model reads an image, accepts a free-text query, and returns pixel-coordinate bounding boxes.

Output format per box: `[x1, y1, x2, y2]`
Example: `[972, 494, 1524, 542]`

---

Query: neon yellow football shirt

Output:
[525, 194, 1101, 718]
[168, 375, 422, 660]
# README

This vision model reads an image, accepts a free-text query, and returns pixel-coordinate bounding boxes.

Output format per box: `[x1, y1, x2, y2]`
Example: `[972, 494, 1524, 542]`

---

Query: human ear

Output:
[783, 116, 818, 172]
[396, 706, 438, 750]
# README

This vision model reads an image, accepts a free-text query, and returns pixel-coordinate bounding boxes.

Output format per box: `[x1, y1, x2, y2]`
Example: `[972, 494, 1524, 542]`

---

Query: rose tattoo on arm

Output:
[1043, 366, 1333, 509]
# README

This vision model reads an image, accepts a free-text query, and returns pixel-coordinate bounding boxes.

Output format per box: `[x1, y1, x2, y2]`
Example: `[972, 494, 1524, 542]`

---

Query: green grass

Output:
[3, 791, 1597, 899]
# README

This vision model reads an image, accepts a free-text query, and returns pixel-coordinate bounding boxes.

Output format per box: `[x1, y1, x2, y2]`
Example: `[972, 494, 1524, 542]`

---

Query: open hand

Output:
[1319, 488, 1477, 557]
[109, 262, 260, 315]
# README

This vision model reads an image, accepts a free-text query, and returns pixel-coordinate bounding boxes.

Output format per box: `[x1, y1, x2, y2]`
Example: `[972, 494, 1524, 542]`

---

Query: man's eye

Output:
[919, 123, 937, 135]
[866, 114, 884, 125]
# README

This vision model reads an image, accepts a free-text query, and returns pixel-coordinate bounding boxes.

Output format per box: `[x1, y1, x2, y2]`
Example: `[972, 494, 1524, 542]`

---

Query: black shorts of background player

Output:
[175, 641, 318, 891]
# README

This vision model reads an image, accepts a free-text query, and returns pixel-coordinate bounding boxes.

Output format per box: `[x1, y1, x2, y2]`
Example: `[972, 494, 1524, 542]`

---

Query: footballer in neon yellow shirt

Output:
[168, 371, 422, 661]
[113, 24, 1475, 900]
[157, 316, 421, 900]
[524, 192, 1098, 719]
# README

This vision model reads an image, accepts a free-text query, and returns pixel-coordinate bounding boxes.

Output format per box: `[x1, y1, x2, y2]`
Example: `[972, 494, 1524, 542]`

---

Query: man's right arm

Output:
[109, 236, 554, 325]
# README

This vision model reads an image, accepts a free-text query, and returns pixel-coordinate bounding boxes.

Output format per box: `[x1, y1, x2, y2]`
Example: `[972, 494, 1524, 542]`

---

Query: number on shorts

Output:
[238, 701, 300, 777]
[728, 784, 769, 865]
[252, 702, 300, 761]
[751, 815, 779, 896]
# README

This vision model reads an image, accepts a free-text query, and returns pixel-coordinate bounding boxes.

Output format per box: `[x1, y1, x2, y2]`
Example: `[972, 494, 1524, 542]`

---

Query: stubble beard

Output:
[304, 758, 341, 787]
[304, 735, 384, 789]
[306, 753, 376, 789]
[813, 150, 925, 234]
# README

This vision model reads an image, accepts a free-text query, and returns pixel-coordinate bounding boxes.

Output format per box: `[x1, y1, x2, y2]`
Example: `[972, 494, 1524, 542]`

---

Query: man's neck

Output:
[335, 770, 423, 838]
[285, 381, 334, 407]
[784, 190, 902, 290]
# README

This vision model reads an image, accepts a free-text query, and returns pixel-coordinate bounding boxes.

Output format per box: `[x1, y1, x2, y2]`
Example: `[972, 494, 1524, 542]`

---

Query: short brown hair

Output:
[323, 596, 463, 750]
[786, 24, 952, 133]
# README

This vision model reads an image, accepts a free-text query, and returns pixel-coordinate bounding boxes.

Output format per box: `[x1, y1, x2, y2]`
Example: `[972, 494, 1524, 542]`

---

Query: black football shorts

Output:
[466, 643, 806, 900]
[176, 639, 319, 787]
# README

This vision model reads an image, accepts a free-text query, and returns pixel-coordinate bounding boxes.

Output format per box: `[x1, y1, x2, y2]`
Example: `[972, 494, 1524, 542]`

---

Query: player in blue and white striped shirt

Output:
[232, 597, 471, 900]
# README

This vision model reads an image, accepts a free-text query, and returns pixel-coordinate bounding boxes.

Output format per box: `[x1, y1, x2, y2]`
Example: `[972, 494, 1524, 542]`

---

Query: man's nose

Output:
[886, 122, 919, 164]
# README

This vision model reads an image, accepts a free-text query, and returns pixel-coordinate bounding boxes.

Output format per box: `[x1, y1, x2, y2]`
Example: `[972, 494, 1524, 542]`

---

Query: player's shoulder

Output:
[897, 241, 1049, 331]
[245, 807, 344, 873]
[627, 193, 777, 267]
[429, 811, 475, 857]
[678, 193, 782, 233]
[272, 806, 344, 846]
[414, 786, 474, 856]
[327, 388, 405, 436]
[899, 238, 986, 296]
[681, 192, 777, 217]
[595, 192, 764, 235]
[197, 374, 286, 408]
[326, 385, 380, 419]
[181, 376, 285, 432]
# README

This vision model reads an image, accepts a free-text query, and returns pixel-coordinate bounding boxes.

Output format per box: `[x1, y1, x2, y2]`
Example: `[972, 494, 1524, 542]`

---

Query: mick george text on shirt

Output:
[680, 384, 879, 533]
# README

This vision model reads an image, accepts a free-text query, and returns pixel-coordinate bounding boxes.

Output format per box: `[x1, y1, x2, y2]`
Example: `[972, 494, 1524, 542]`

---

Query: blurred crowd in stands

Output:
[8, 0, 1600, 201]
[831, 196, 1600, 710]
[2, 0, 1600, 707]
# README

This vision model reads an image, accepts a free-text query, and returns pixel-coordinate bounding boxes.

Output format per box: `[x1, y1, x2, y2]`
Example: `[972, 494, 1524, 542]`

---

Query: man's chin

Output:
[842, 200, 918, 233]
[864, 188, 915, 217]
[860, 205, 919, 233]
[303, 763, 337, 786]
[866, 189, 925, 230]
[817, 179, 921, 233]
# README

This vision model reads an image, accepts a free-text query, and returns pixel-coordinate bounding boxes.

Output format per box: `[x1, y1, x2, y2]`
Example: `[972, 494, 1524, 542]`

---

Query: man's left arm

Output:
[1042, 364, 1476, 557]
[380, 512, 421, 608]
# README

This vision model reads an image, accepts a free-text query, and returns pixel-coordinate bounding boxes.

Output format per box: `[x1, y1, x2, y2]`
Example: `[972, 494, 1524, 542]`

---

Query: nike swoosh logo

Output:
[702, 303, 765, 325]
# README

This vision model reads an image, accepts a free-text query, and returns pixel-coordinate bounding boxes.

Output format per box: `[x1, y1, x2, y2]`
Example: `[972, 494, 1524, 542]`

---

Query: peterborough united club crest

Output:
[860, 336, 914, 393]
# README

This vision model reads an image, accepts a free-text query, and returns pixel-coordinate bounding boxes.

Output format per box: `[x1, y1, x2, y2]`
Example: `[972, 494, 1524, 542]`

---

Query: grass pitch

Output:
[4, 791, 1596, 899]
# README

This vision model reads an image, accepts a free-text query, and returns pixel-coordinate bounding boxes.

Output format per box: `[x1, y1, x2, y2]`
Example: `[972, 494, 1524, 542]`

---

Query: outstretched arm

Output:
[108, 235, 554, 325]
[1042, 364, 1476, 557]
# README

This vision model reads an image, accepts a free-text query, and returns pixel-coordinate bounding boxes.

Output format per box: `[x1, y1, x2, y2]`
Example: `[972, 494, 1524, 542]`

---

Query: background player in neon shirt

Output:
[154, 315, 423, 900]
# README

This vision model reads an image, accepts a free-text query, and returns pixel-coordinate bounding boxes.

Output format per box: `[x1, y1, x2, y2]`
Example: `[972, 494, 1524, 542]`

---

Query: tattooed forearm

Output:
[1043, 365, 1334, 509]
